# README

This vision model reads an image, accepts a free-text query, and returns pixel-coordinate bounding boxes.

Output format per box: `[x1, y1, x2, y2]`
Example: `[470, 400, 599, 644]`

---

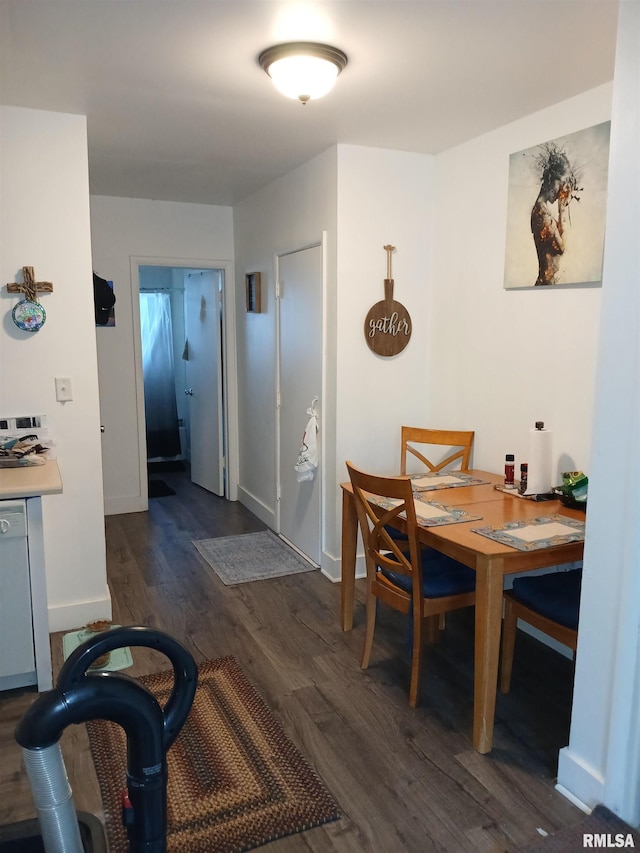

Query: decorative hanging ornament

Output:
[12, 299, 46, 332]
[7, 266, 52, 332]
[364, 245, 412, 357]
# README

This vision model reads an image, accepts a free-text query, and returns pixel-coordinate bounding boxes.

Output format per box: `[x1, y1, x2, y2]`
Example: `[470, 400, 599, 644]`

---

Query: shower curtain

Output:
[140, 291, 181, 459]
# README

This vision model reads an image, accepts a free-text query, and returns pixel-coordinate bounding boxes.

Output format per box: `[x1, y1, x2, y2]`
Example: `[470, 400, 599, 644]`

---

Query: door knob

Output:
[185, 389, 194, 396]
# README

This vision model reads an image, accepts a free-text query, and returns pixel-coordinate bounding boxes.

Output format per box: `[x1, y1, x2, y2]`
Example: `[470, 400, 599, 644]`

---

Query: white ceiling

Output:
[0, 0, 618, 207]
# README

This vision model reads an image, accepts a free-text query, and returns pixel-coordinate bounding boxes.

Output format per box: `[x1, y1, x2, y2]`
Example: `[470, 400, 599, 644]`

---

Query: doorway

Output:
[132, 258, 234, 506]
[276, 241, 323, 566]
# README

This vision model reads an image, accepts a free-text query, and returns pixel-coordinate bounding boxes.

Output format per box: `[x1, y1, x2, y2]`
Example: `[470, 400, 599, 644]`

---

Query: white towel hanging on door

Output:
[295, 401, 319, 482]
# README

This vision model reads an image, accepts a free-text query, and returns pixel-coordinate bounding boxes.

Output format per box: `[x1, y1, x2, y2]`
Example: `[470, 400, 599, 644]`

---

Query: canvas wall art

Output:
[504, 121, 611, 289]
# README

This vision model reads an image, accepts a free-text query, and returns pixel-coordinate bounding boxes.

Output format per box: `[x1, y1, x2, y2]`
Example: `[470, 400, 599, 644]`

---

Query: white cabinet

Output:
[0, 460, 61, 692]
[0, 500, 36, 689]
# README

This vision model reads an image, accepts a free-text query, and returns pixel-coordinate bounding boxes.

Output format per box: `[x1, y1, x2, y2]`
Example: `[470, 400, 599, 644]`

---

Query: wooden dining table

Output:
[340, 469, 585, 754]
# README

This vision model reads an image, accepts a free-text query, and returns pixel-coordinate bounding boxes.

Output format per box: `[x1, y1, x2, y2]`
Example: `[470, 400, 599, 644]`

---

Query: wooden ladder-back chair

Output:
[397, 429, 475, 636]
[500, 568, 582, 693]
[400, 427, 475, 474]
[346, 461, 477, 707]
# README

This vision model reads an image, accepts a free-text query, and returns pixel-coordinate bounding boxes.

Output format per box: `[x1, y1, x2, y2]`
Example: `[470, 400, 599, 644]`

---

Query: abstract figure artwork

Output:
[504, 122, 610, 289]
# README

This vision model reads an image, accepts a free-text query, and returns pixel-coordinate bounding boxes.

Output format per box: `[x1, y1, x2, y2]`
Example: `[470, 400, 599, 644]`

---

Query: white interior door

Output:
[278, 243, 322, 565]
[185, 270, 224, 495]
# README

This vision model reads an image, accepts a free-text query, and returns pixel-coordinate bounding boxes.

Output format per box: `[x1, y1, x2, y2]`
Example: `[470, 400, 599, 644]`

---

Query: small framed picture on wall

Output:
[245, 272, 261, 313]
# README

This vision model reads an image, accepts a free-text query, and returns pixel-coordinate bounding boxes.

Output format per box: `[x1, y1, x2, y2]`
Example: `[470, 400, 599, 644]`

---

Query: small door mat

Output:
[148, 478, 176, 498]
[192, 530, 316, 585]
[86, 656, 340, 853]
[62, 626, 133, 672]
[148, 460, 186, 473]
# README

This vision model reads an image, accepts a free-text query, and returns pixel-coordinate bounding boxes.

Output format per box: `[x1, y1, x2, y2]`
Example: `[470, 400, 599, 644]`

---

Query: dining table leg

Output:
[473, 555, 505, 753]
[341, 488, 358, 631]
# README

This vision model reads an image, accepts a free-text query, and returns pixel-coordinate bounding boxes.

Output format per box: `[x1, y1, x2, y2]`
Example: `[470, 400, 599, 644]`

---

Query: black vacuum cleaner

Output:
[10, 626, 198, 853]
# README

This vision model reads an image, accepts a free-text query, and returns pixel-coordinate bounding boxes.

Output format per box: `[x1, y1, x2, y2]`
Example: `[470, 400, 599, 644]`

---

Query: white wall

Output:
[89, 196, 234, 514]
[428, 81, 640, 813]
[558, 1, 640, 822]
[233, 148, 338, 550]
[332, 145, 435, 568]
[426, 17, 640, 819]
[0, 107, 109, 631]
[232, 145, 436, 579]
[431, 84, 612, 480]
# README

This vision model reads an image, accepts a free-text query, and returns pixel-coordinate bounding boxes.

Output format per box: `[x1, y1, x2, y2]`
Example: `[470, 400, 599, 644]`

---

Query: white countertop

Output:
[0, 459, 63, 499]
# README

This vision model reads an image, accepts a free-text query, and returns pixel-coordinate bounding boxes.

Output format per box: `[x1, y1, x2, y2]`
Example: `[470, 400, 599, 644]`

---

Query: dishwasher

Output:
[0, 500, 36, 690]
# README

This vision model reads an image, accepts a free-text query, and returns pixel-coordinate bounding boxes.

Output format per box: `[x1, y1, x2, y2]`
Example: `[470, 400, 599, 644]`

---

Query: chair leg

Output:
[500, 598, 517, 694]
[360, 590, 377, 670]
[425, 614, 439, 645]
[409, 614, 423, 707]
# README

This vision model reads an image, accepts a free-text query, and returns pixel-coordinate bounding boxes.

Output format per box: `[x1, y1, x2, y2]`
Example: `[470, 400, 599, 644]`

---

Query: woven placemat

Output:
[87, 656, 339, 853]
[471, 515, 585, 552]
[409, 472, 490, 491]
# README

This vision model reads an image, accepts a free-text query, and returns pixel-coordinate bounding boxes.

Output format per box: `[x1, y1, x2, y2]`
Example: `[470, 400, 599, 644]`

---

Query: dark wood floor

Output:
[0, 468, 585, 851]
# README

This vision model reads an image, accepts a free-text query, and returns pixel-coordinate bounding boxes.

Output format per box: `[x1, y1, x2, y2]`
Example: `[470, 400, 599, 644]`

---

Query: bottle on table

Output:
[504, 454, 515, 489]
[518, 463, 528, 495]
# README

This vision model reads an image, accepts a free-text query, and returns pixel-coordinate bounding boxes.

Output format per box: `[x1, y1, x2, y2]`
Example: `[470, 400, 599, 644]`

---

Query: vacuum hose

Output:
[16, 626, 198, 853]
[21, 742, 84, 853]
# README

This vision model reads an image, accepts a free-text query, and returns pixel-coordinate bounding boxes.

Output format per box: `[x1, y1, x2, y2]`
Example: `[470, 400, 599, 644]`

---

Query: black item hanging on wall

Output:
[93, 272, 116, 325]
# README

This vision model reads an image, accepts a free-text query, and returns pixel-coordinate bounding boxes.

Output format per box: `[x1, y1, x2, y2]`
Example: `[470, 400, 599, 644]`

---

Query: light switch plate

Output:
[55, 377, 73, 402]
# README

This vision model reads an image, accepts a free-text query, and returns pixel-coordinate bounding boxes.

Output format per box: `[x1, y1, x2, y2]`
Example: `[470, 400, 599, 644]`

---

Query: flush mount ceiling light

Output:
[258, 42, 348, 105]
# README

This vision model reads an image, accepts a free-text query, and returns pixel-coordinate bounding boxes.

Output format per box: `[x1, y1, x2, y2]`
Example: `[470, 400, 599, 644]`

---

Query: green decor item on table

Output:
[558, 470, 588, 506]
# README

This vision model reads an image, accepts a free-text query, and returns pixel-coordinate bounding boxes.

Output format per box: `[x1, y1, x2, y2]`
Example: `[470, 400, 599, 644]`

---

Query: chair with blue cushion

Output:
[346, 461, 477, 707]
[394, 427, 475, 632]
[500, 568, 582, 693]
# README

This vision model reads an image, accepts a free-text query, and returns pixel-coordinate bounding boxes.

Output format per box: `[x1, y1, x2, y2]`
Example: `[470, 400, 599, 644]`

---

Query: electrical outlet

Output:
[55, 377, 73, 402]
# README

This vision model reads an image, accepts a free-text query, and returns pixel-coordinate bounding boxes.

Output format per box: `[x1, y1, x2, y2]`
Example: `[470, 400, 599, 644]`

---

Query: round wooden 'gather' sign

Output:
[364, 245, 412, 357]
[365, 280, 412, 356]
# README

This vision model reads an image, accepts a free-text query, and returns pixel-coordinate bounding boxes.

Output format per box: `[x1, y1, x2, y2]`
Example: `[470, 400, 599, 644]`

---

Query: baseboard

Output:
[554, 783, 592, 814]
[557, 745, 606, 812]
[236, 485, 276, 529]
[48, 589, 113, 633]
[320, 552, 341, 582]
[104, 495, 147, 515]
[320, 550, 366, 583]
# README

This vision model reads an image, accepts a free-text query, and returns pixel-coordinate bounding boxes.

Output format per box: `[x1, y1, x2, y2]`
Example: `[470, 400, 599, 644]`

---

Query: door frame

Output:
[130, 256, 238, 509]
[274, 235, 327, 563]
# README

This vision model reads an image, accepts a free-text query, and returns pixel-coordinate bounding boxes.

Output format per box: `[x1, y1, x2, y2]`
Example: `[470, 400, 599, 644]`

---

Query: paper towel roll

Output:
[524, 424, 552, 494]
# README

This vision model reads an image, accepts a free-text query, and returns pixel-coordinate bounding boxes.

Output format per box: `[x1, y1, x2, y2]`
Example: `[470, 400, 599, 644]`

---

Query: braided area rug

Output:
[86, 656, 339, 853]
